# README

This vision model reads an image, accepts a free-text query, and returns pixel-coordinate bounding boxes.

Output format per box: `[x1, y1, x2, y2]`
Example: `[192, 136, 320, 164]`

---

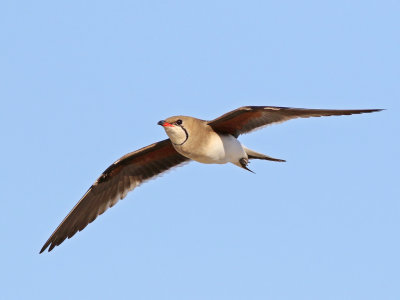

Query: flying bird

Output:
[40, 106, 381, 253]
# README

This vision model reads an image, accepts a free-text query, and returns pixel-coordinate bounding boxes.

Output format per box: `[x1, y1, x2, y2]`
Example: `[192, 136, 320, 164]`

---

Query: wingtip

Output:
[361, 108, 384, 113]
[39, 241, 54, 254]
[39, 244, 49, 254]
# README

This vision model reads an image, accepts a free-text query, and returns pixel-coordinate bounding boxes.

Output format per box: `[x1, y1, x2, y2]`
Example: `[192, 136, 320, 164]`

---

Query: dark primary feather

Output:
[208, 106, 382, 137]
[40, 139, 189, 253]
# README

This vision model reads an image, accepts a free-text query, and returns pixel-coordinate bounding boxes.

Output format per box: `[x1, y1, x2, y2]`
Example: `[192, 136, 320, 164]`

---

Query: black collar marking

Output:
[172, 125, 189, 146]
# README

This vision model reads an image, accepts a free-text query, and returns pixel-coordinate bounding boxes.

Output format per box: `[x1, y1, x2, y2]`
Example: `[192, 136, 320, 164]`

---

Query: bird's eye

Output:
[175, 119, 182, 125]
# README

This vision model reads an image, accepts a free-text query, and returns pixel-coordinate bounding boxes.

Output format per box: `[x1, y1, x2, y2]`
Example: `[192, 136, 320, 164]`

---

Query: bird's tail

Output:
[244, 146, 286, 162]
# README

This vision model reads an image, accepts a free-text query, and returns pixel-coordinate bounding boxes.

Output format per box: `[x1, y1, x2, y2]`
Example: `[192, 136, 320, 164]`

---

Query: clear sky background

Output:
[1, 1, 399, 299]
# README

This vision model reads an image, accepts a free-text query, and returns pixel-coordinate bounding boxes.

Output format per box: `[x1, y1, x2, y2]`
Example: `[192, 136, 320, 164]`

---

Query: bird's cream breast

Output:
[176, 130, 245, 164]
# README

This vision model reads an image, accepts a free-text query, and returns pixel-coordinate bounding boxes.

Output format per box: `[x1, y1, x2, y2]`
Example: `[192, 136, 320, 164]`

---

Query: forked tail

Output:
[244, 146, 286, 162]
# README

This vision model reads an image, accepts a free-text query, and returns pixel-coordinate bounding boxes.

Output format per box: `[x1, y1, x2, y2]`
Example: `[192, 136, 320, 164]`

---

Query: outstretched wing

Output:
[208, 106, 382, 137]
[40, 139, 189, 253]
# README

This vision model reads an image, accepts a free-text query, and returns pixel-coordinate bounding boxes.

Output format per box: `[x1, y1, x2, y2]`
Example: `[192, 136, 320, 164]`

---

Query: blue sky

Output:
[1, 1, 399, 299]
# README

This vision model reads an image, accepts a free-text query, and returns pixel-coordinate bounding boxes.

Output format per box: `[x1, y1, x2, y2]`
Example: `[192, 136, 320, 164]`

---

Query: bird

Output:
[40, 106, 381, 253]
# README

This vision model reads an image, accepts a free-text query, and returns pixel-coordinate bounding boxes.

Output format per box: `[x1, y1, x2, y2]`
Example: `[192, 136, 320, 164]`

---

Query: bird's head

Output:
[158, 116, 202, 146]
[158, 116, 189, 145]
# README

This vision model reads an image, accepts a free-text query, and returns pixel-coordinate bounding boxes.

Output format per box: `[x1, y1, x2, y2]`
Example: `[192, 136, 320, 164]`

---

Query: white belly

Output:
[179, 133, 247, 165]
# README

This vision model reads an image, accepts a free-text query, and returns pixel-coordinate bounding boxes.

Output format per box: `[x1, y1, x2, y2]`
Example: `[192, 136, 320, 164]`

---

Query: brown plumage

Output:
[208, 106, 382, 137]
[40, 139, 188, 253]
[40, 106, 381, 253]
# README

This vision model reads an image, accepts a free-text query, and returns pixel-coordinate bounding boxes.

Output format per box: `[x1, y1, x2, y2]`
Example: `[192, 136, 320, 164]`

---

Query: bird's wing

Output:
[40, 139, 189, 253]
[208, 106, 382, 137]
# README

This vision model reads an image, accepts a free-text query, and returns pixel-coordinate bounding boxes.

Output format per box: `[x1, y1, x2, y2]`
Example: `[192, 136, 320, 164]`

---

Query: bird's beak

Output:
[158, 120, 174, 127]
